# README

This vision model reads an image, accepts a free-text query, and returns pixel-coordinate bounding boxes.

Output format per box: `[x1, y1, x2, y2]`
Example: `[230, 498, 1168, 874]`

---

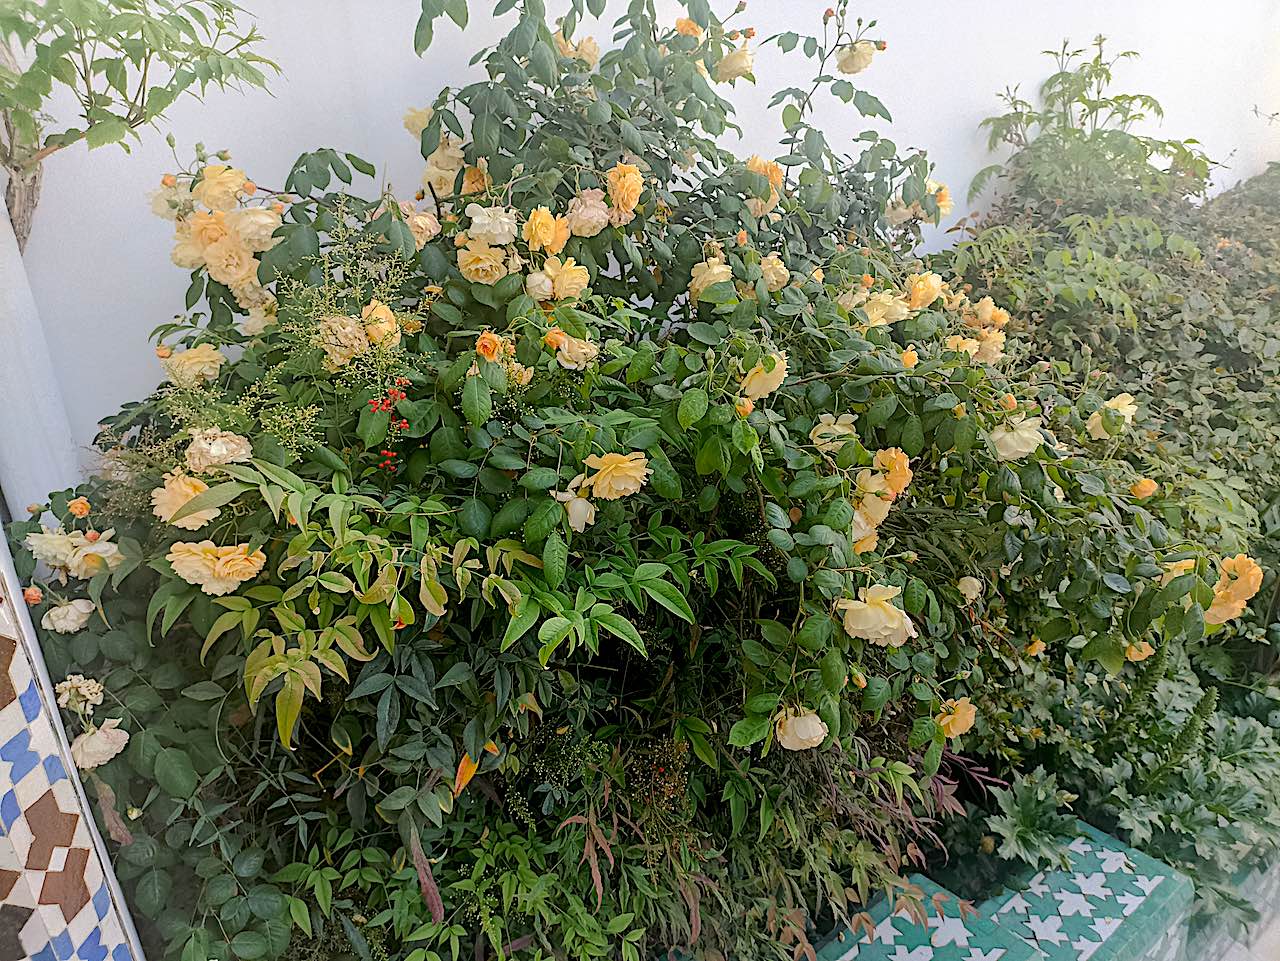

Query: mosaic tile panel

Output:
[0, 541, 142, 961]
[816, 873, 1040, 961]
[978, 822, 1193, 961]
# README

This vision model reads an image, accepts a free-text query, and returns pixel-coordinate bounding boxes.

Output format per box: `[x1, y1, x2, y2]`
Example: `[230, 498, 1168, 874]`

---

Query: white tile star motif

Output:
[1134, 874, 1163, 895]
[1096, 848, 1132, 873]
[1071, 872, 1112, 898]
[1090, 916, 1122, 941]
[1027, 872, 1049, 897]
[964, 951, 1006, 961]
[888, 947, 934, 961]
[998, 892, 1030, 915]
[1116, 890, 1146, 916]
[1052, 887, 1097, 918]
[1068, 836, 1094, 855]
[1025, 914, 1069, 945]
[926, 914, 971, 948]
[1071, 935, 1103, 961]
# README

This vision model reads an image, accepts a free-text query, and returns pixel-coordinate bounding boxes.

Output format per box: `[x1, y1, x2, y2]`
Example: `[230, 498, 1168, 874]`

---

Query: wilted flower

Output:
[776, 708, 828, 750]
[42, 599, 96, 634]
[70, 718, 130, 771]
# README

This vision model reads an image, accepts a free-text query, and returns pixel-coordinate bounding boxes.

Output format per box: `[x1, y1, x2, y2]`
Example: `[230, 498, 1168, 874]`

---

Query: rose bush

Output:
[7, 7, 1264, 961]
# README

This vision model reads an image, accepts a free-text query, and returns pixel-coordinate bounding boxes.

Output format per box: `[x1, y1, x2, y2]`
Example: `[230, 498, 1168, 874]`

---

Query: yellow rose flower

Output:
[543, 256, 590, 300]
[163, 343, 226, 389]
[745, 154, 784, 191]
[403, 105, 434, 138]
[203, 235, 259, 289]
[1130, 477, 1159, 499]
[873, 448, 912, 497]
[835, 40, 875, 75]
[1160, 558, 1196, 586]
[861, 291, 911, 326]
[905, 271, 944, 310]
[317, 315, 369, 371]
[835, 584, 917, 647]
[458, 239, 510, 285]
[775, 708, 828, 751]
[927, 179, 954, 217]
[674, 17, 703, 38]
[715, 42, 754, 83]
[936, 697, 976, 738]
[582, 452, 651, 500]
[740, 352, 788, 401]
[475, 331, 506, 363]
[461, 160, 491, 195]
[151, 471, 219, 530]
[989, 415, 1044, 462]
[901, 346, 919, 368]
[1025, 638, 1046, 656]
[957, 576, 983, 604]
[543, 327, 599, 370]
[607, 163, 644, 214]
[167, 540, 267, 596]
[362, 300, 401, 347]
[760, 253, 790, 292]
[192, 164, 247, 210]
[187, 209, 230, 250]
[1204, 554, 1264, 625]
[689, 257, 733, 300]
[67, 496, 91, 518]
[1086, 393, 1138, 440]
[185, 427, 253, 474]
[553, 474, 596, 532]
[66, 530, 123, 580]
[809, 413, 857, 453]
[522, 206, 559, 252]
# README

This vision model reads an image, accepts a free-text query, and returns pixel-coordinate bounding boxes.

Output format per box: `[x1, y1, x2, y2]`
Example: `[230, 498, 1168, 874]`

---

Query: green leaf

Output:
[85, 117, 129, 148]
[167, 481, 250, 524]
[542, 530, 568, 590]
[728, 716, 771, 747]
[501, 598, 541, 651]
[678, 388, 709, 429]
[642, 579, 695, 623]
[596, 612, 647, 656]
[154, 747, 199, 798]
[462, 375, 492, 426]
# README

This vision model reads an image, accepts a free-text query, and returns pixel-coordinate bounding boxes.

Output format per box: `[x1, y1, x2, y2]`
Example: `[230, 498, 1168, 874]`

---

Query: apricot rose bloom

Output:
[543, 327, 599, 370]
[1125, 640, 1156, 662]
[905, 272, 944, 310]
[674, 17, 703, 38]
[810, 413, 857, 453]
[1204, 554, 1264, 625]
[362, 300, 401, 347]
[203, 235, 259, 289]
[776, 708, 828, 751]
[185, 427, 253, 474]
[317, 314, 369, 370]
[582, 452, 651, 500]
[227, 207, 282, 252]
[874, 448, 912, 497]
[740, 352, 788, 401]
[163, 343, 226, 389]
[835, 585, 917, 647]
[522, 206, 560, 252]
[193, 164, 248, 210]
[151, 471, 219, 530]
[458, 239, 510, 285]
[901, 346, 919, 368]
[475, 331, 505, 363]
[607, 162, 644, 216]
[67, 497, 91, 518]
[861, 291, 911, 327]
[936, 697, 976, 738]
[167, 541, 267, 596]
[1130, 477, 1159, 499]
[1086, 393, 1138, 440]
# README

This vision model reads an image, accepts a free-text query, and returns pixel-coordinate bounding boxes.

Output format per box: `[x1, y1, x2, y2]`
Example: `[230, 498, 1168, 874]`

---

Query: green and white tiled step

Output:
[816, 873, 1039, 961]
[812, 822, 1193, 961]
[978, 823, 1193, 961]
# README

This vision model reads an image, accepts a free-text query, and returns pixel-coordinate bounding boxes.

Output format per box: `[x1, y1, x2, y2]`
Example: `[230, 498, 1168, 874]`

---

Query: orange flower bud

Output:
[242, 180, 257, 195]
[860, 273, 874, 288]
[67, 496, 91, 518]
[735, 396, 754, 417]
[161, 174, 177, 188]
[23, 586, 42, 606]
[84, 530, 101, 543]
[735, 229, 748, 246]
[155, 345, 172, 359]
[1000, 393, 1017, 411]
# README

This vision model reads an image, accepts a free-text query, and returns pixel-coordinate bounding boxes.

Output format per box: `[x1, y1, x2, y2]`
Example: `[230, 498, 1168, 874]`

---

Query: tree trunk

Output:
[4, 160, 42, 253]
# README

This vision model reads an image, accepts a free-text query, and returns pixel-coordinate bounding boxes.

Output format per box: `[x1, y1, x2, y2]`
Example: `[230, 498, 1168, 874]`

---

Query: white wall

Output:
[20, 0, 1280, 462]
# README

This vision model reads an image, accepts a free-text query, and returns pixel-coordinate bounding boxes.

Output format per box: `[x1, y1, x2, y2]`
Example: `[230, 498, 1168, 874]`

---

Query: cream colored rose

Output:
[70, 718, 130, 770]
[607, 163, 644, 214]
[971, 296, 1010, 330]
[861, 291, 911, 326]
[810, 413, 857, 452]
[168, 540, 267, 595]
[193, 164, 247, 211]
[242, 299, 278, 336]
[836, 39, 875, 75]
[543, 256, 590, 300]
[42, 599, 95, 634]
[973, 328, 1006, 364]
[989, 415, 1044, 461]
[231, 277, 272, 311]
[1086, 393, 1138, 440]
[689, 257, 733, 300]
[526, 270, 554, 302]
[150, 181, 193, 220]
[715, 43, 754, 82]
[740, 352, 788, 401]
[185, 427, 253, 473]
[66, 531, 123, 579]
[836, 585, 917, 648]
[743, 156, 782, 217]
[548, 329, 599, 370]
[316, 314, 368, 371]
[422, 135, 465, 197]
[203, 235, 259, 289]
[171, 224, 206, 269]
[936, 697, 976, 738]
[163, 343, 226, 389]
[760, 253, 790, 292]
[56, 674, 104, 714]
[362, 300, 401, 348]
[776, 708, 828, 751]
[187, 210, 230, 250]
[957, 576, 983, 604]
[404, 105, 434, 138]
[226, 207, 282, 252]
[152, 471, 219, 530]
[554, 474, 597, 532]
[583, 452, 650, 500]
[565, 188, 610, 237]
[25, 526, 79, 570]
[464, 203, 519, 246]
[745, 187, 780, 219]
[905, 271, 944, 310]
[458, 239, 509, 285]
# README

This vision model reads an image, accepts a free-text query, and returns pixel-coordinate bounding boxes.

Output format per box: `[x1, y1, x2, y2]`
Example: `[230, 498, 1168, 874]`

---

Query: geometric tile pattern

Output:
[0, 541, 141, 961]
[816, 872, 1040, 960]
[979, 822, 1194, 961]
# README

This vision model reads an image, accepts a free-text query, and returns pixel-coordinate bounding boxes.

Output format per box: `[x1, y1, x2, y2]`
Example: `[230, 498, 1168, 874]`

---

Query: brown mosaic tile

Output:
[0, 635, 15, 709]
[22, 789, 78, 872]
[38, 846, 91, 923]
